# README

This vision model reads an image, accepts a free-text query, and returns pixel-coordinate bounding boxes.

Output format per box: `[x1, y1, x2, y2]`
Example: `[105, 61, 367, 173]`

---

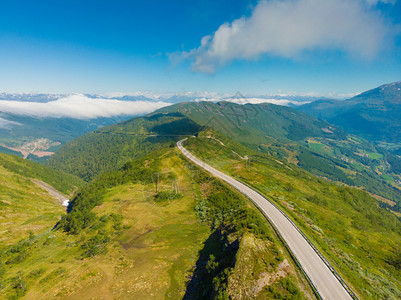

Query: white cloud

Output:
[0, 117, 21, 128]
[194, 96, 308, 106]
[225, 97, 307, 106]
[364, 0, 396, 6]
[0, 94, 171, 119]
[177, 0, 392, 73]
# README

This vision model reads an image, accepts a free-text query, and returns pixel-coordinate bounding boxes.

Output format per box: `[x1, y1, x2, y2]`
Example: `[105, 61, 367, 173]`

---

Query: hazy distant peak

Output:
[350, 80, 401, 103]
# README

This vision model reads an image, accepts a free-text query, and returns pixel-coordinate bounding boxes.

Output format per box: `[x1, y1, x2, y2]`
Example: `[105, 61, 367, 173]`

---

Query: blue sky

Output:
[0, 0, 400, 96]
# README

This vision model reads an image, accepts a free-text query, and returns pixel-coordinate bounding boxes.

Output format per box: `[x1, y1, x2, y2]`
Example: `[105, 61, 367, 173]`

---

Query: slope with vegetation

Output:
[46, 112, 201, 181]
[20, 99, 401, 299]
[158, 102, 401, 214]
[0, 153, 84, 195]
[0, 153, 84, 296]
[0, 148, 314, 299]
[183, 130, 401, 299]
[298, 81, 401, 152]
[0, 164, 64, 247]
[0, 153, 84, 243]
[48, 101, 401, 214]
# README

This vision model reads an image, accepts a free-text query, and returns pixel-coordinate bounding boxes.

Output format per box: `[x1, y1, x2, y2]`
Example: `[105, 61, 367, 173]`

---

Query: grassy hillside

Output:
[46, 112, 201, 181]
[0, 164, 65, 247]
[0, 153, 84, 195]
[0, 153, 84, 247]
[158, 102, 401, 212]
[184, 132, 401, 299]
[0, 148, 314, 299]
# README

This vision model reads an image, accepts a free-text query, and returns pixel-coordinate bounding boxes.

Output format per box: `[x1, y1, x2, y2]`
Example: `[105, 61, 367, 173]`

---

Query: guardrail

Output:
[249, 196, 323, 300]
[236, 178, 358, 300]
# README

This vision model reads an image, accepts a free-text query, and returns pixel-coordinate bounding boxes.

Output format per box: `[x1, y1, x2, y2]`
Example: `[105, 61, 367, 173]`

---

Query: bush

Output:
[195, 177, 272, 239]
[81, 232, 111, 258]
[11, 272, 28, 299]
[154, 191, 183, 203]
[389, 249, 401, 268]
[265, 277, 303, 299]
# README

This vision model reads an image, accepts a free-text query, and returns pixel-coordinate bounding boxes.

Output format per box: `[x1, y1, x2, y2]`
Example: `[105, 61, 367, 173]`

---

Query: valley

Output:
[0, 110, 138, 162]
[1, 138, 60, 159]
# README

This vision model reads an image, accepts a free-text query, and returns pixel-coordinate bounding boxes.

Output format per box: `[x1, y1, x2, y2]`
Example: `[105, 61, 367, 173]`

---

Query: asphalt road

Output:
[177, 138, 353, 300]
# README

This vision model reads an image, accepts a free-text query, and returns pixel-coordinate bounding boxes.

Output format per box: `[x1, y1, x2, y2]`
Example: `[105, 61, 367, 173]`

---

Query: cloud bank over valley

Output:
[0, 91, 334, 129]
[0, 94, 171, 120]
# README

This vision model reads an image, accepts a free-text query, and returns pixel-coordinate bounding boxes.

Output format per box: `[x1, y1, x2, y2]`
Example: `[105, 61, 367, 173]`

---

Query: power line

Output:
[93, 132, 197, 138]
[154, 173, 160, 193]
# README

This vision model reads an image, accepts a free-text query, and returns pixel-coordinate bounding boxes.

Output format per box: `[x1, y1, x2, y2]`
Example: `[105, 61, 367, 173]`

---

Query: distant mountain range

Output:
[0, 92, 322, 160]
[298, 81, 401, 152]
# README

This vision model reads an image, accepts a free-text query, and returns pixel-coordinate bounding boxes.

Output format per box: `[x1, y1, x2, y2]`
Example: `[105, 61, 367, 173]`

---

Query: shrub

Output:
[154, 191, 183, 203]
[81, 232, 111, 258]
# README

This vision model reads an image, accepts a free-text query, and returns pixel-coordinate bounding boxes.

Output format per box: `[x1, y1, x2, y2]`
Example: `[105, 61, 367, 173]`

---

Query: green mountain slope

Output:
[0, 153, 83, 247]
[297, 81, 401, 149]
[49, 101, 401, 213]
[183, 131, 401, 299]
[0, 148, 313, 299]
[0, 164, 64, 247]
[158, 102, 401, 211]
[46, 112, 201, 181]
[157, 101, 347, 145]
[0, 153, 84, 195]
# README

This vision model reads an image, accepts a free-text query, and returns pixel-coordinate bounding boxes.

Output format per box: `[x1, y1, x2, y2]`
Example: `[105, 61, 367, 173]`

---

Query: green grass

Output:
[308, 141, 336, 157]
[0, 165, 65, 247]
[382, 174, 394, 182]
[367, 152, 384, 159]
[0, 153, 84, 195]
[308, 142, 325, 152]
[0, 152, 84, 249]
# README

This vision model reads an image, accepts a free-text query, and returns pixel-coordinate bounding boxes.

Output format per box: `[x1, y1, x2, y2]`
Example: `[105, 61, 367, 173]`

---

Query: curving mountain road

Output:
[177, 138, 353, 300]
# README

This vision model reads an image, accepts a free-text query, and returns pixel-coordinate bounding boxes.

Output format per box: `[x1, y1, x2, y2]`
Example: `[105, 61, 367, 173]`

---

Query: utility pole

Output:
[154, 173, 160, 193]
[172, 179, 179, 194]
[246, 156, 251, 170]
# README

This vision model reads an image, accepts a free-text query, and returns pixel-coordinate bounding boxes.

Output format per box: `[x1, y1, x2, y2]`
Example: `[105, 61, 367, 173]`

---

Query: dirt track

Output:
[32, 179, 70, 206]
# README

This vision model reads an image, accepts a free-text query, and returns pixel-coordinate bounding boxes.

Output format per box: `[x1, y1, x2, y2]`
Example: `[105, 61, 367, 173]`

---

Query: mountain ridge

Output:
[297, 81, 401, 146]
